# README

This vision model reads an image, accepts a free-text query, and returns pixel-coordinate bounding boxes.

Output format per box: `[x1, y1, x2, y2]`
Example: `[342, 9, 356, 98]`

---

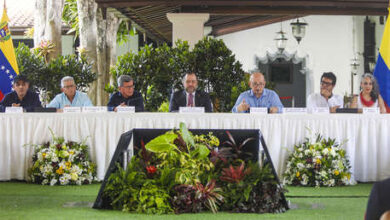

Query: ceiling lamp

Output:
[290, 18, 308, 44]
[274, 24, 288, 53]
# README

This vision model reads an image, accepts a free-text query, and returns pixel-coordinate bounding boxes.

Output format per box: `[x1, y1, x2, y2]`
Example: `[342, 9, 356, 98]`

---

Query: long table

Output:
[1, 113, 389, 182]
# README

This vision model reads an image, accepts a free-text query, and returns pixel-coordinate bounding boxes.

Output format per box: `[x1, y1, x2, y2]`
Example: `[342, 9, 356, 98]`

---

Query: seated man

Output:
[169, 72, 212, 112]
[107, 75, 144, 112]
[365, 178, 390, 220]
[307, 72, 343, 113]
[0, 74, 41, 112]
[232, 72, 283, 113]
[47, 76, 92, 109]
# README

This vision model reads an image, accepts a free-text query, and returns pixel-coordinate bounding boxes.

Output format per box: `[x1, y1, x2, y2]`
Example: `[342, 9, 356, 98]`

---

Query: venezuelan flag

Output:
[0, 5, 19, 101]
[374, 8, 390, 113]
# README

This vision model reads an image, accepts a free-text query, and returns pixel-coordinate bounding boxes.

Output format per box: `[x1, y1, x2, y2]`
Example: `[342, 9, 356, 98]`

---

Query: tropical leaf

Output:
[145, 133, 178, 153]
[180, 122, 195, 147]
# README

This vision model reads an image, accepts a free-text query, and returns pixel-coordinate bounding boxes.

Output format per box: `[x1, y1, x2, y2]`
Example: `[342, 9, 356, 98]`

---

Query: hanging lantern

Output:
[290, 18, 308, 44]
[274, 29, 288, 53]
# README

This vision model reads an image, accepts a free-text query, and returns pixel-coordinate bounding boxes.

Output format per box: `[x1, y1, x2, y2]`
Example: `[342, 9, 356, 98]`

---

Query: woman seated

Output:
[350, 73, 386, 113]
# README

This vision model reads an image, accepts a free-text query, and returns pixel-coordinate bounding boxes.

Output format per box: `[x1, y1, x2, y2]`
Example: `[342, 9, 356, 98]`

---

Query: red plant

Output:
[146, 165, 157, 174]
[139, 139, 152, 163]
[223, 131, 255, 161]
[209, 147, 232, 165]
[220, 162, 251, 183]
[195, 179, 224, 213]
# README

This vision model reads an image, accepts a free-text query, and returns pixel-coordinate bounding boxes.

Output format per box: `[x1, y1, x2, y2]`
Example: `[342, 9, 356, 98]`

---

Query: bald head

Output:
[250, 72, 265, 82]
[249, 72, 266, 98]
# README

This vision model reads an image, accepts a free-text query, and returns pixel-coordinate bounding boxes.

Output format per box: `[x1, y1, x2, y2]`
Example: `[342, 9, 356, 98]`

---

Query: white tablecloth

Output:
[1, 113, 389, 182]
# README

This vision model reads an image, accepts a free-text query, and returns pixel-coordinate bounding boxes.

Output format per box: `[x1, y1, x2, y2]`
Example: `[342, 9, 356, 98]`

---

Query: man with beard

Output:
[307, 72, 343, 113]
[232, 72, 283, 113]
[169, 72, 213, 112]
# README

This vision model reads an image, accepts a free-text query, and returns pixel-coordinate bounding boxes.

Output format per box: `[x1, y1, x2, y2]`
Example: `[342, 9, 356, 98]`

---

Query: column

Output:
[167, 13, 210, 48]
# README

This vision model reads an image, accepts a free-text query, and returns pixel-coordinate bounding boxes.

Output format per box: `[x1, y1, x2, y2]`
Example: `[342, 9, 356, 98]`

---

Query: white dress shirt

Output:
[307, 93, 344, 108]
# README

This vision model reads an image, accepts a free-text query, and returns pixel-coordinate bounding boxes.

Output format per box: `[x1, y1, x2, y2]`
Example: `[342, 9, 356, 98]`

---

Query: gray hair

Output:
[61, 76, 75, 88]
[361, 73, 380, 102]
[117, 75, 133, 87]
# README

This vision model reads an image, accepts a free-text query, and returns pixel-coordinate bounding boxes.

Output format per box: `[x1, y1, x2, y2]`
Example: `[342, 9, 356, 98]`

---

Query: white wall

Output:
[218, 15, 385, 97]
[62, 35, 75, 55]
[12, 35, 75, 56]
[116, 34, 139, 56]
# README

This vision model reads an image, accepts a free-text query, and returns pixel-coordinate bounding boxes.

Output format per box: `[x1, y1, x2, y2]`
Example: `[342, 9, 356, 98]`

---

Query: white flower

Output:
[337, 160, 344, 170]
[304, 149, 310, 155]
[63, 173, 71, 181]
[51, 155, 59, 163]
[322, 148, 329, 155]
[42, 179, 49, 185]
[301, 174, 308, 185]
[50, 178, 58, 186]
[71, 165, 82, 175]
[297, 163, 305, 170]
[330, 149, 337, 157]
[59, 176, 69, 185]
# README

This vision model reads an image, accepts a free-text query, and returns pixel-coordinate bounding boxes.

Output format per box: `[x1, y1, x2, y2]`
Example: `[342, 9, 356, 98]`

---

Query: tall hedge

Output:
[107, 37, 245, 112]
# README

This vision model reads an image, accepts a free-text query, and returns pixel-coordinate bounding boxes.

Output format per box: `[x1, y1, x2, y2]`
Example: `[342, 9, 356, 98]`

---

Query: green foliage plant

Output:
[103, 123, 287, 214]
[145, 123, 214, 185]
[191, 37, 245, 112]
[15, 43, 96, 103]
[108, 42, 189, 111]
[108, 38, 245, 112]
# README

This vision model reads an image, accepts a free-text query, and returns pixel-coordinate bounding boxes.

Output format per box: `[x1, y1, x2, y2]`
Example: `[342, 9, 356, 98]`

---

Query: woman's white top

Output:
[357, 94, 378, 108]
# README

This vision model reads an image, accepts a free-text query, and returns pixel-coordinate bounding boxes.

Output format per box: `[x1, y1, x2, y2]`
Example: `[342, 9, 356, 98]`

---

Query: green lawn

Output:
[0, 181, 372, 220]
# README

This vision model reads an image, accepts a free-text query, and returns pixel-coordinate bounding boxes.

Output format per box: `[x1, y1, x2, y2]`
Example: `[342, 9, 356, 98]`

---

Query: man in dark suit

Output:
[366, 177, 390, 220]
[169, 72, 212, 112]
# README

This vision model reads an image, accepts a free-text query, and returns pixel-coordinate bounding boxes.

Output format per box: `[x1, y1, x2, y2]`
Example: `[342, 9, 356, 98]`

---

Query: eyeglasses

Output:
[122, 85, 134, 89]
[320, 81, 333, 86]
[363, 82, 372, 86]
[63, 85, 75, 89]
[251, 82, 265, 87]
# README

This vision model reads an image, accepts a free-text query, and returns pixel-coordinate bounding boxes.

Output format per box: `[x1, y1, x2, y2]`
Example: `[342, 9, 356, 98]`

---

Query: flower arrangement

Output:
[102, 123, 287, 214]
[28, 131, 96, 186]
[283, 134, 354, 187]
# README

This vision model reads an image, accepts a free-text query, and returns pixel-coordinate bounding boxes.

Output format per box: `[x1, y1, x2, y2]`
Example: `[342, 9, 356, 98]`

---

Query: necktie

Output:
[188, 93, 193, 107]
